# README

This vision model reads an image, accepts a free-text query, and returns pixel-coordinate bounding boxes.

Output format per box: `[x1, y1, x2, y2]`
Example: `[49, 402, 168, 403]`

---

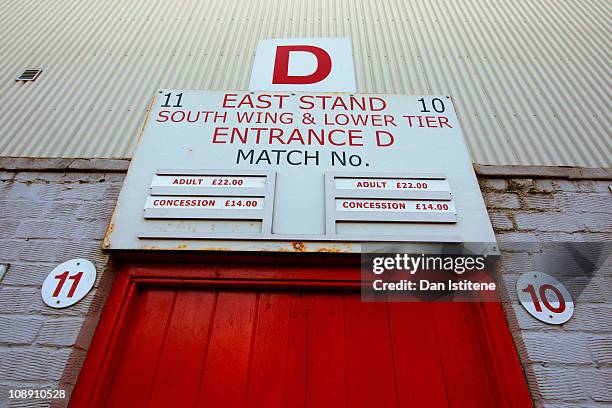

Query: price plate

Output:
[335, 178, 450, 193]
[150, 174, 267, 196]
[145, 196, 263, 210]
[152, 175, 266, 188]
[336, 199, 455, 213]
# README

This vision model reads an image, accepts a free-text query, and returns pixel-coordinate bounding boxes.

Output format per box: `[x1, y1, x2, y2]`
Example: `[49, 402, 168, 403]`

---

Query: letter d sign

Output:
[250, 38, 357, 92]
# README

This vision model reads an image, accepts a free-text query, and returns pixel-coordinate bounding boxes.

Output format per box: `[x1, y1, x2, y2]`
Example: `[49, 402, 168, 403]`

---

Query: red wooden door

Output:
[70, 261, 532, 407]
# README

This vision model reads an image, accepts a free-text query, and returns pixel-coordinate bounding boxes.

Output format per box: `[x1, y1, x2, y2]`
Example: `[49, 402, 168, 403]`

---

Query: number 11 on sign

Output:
[41, 259, 97, 309]
[52, 271, 84, 298]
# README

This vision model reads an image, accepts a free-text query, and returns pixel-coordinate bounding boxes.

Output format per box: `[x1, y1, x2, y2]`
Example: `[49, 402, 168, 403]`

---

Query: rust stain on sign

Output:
[316, 247, 341, 253]
[134, 95, 157, 145]
[102, 223, 115, 249]
[291, 241, 305, 252]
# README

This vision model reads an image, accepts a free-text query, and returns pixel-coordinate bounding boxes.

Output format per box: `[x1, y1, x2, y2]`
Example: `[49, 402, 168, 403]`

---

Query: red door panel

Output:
[344, 297, 397, 407]
[305, 293, 347, 407]
[431, 303, 498, 407]
[103, 289, 176, 408]
[92, 287, 526, 407]
[245, 293, 293, 407]
[197, 291, 258, 407]
[149, 290, 217, 407]
[388, 302, 448, 407]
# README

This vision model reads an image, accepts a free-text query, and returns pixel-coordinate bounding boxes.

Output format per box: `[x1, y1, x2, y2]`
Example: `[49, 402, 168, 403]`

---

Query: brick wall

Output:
[0, 160, 610, 407]
[0, 164, 125, 408]
[479, 173, 612, 408]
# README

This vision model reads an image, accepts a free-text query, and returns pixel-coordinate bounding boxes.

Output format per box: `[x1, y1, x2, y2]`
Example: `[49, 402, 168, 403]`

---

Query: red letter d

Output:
[272, 45, 332, 85]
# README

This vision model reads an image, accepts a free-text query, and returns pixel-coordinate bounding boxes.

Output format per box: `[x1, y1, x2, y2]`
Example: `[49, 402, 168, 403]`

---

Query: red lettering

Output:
[156, 110, 169, 122]
[269, 128, 285, 144]
[299, 95, 315, 109]
[330, 97, 348, 110]
[369, 97, 386, 111]
[171, 111, 185, 122]
[348, 129, 364, 146]
[425, 116, 437, 128]
[272, 45, 332, 84]
[439, 116, 452, 128]
[384, 115, 396, 126]
[212, 127, 228, 143]
[286, 129, 305, 144]
[376, 131, 394, 147]
[223, 93, 238, 108]
[255, 94, 272, 109]
[67, 272, 83, 298]
[328, 129, 346, 146]
[403, 115, 415, 127]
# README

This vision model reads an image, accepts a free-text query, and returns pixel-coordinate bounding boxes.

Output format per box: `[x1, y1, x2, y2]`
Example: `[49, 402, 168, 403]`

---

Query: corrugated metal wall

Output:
[0, 0, 610, 166]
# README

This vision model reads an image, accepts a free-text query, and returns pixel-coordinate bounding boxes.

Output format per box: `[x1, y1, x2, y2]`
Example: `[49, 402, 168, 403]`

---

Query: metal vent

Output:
[16, 69, 42, 81]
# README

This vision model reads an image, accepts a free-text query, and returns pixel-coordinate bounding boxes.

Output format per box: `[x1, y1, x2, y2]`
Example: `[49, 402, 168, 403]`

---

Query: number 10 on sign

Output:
[516, 271, 574, 325]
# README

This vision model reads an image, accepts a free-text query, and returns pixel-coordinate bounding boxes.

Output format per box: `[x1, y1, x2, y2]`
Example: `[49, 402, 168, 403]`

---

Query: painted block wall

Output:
[0, 164, 125, 408]
[479, 174, 612, 408]
[0, 160, 610, 407]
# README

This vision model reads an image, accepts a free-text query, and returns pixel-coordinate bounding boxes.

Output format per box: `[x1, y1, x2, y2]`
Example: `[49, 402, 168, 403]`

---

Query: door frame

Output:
[69, 255, 532, 407]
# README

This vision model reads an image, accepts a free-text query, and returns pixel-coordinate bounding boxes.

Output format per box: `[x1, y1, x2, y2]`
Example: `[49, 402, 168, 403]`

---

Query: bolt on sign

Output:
[105, 91, 496, 252]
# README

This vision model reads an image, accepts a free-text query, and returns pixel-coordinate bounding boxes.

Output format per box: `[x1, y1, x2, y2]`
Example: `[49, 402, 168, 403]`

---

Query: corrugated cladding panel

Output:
[0, 0, 609, 166]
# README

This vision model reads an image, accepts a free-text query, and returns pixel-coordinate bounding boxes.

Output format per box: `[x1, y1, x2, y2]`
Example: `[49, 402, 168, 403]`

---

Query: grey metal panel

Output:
[150, 169, 273, 196]
[329, 171, 447, 179]
[325, 171, 457, 234]
[150, 186, 267, 196]
[143, 208, 266, 220]
[330, 171, 452, 200]
[333, 190, 452, 200]
[144, 169, 276, 233]
[137, 231, 463, 243]
[0, 0, 609, 166]
[334, 211, 457, 223]
[157, 169, 274, 176]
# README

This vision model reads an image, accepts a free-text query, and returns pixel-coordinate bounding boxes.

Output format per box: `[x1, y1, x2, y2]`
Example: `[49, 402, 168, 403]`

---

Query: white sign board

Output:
[41, 259, 96, 309]
[105, 90, 496, 252]
[250, 38, 357, 92]
[517, 272, 574, 325]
